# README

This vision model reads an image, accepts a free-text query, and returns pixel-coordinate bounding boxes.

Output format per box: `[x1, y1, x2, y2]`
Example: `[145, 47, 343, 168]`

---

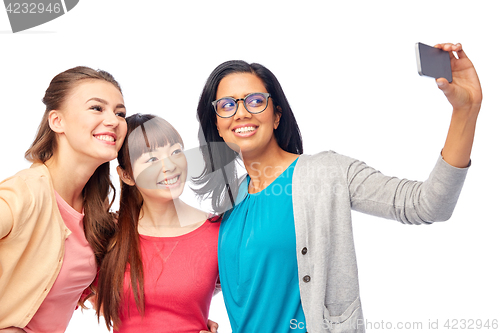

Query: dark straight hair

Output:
[194, 60, 303, 213]
[96, 114, 183, 330]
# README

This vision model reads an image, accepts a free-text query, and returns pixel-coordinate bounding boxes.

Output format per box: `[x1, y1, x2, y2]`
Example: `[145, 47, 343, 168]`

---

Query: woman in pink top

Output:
[95, 114, 220, 333]
[0, 67, 127, 332]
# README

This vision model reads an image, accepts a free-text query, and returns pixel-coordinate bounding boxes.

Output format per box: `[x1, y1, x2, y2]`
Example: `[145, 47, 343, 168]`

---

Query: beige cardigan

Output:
[0, 163, 70, 328]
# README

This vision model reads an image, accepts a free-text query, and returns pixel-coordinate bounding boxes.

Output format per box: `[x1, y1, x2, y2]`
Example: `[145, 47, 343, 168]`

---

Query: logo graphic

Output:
[3, 0, 78, 33]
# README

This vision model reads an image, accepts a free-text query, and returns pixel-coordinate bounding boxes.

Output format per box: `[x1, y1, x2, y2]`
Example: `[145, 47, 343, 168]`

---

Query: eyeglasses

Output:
[212, 92, 271, 118]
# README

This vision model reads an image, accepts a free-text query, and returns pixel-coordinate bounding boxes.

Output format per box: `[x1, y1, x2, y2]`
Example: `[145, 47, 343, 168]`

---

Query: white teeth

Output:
[158, 176, 179, 186]
[235, 126, 256, 134]
[95, 135, 115, 142]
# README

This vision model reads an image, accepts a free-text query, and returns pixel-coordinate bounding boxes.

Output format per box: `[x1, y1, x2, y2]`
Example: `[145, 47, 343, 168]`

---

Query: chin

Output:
[155, 184, 185, 199]
[239, 145, 261, 155]
[96, 152, 118, 163]
[169, 187, 185, 200]
[156, 193, 182, 203]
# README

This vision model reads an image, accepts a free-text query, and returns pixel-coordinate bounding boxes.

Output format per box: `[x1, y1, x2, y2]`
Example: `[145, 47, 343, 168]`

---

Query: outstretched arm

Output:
[436, 43, 482, 168]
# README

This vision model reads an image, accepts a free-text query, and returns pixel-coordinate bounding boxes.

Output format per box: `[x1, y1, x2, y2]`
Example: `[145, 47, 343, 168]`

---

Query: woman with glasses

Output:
[193, 43, 481, 333]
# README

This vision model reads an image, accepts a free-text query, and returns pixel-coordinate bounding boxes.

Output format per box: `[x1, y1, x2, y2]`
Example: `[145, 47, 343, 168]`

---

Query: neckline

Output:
[246, 156, 299, 195]
[139, 218, 213, 240]
[54, 190, 84, 219]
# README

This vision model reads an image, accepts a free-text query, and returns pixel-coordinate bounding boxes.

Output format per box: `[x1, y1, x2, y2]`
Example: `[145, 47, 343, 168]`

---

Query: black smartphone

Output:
[415, 42, 452, 83]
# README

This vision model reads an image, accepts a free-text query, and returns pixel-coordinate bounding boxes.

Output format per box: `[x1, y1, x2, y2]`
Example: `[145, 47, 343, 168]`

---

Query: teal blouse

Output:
[218, 158, 307, 332]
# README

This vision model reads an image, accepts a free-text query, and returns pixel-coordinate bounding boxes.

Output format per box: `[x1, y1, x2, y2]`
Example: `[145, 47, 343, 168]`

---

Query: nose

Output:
[161, 156, 176, 173]
[103, 109, 120, 127]
[233, 99, 251, 120]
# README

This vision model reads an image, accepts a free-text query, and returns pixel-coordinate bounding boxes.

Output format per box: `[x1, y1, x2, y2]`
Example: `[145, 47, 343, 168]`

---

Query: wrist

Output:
[452, 104, 480, 121]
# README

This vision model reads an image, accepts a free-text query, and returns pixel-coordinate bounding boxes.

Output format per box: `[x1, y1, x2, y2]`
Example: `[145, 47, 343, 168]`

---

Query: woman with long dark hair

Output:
[0, 67, 127, 332]
[96, 114, 220, 333]
[194, 43, 481, 332]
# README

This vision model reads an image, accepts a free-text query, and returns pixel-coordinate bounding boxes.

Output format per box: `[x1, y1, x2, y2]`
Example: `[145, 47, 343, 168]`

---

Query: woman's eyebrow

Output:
[86, 97, 108, 104]
[86, 97, 126, 109]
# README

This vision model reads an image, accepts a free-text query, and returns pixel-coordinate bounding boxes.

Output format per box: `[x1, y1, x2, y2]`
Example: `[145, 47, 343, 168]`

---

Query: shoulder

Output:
[292, 151, 366, 192]
[297, 150, 340, 164]
[0, 164, 55, 236]
[204, 215, 221, 236]
[1, 163, 52, 194]
[295, 151, 358, 172]
[1, 163, 52, 189]
[207, 214, 222, 223]
[3, 164, 53, 201]
[207, 215, 221, 231]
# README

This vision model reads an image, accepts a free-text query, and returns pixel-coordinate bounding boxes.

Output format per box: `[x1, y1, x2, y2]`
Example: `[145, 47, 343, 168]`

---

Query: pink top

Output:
[116, 218, 220, 333]
[24, 191, 97, 333]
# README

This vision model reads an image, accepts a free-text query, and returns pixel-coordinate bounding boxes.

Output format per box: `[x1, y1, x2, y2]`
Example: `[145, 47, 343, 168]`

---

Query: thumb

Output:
[436, 78, 455, 97]
[436, 77, 450, 90]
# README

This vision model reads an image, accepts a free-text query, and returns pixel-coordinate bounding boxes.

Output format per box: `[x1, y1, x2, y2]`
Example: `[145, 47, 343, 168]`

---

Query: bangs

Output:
[126, 116, 184, 164]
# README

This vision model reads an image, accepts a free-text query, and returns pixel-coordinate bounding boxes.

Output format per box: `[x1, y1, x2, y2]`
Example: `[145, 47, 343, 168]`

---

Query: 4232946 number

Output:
[444, 319, 498, 330]
[6, 2, 62, 14]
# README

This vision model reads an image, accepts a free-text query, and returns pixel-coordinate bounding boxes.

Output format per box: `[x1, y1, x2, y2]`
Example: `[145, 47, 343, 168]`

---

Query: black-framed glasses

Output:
[212, 92, 271, 118]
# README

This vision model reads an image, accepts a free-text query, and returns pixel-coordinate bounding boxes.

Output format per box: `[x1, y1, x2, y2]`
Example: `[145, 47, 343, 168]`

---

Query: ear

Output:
[117, 166, 136, 186]
[273, 106, 282, 130]
[48, 110, 65, 134]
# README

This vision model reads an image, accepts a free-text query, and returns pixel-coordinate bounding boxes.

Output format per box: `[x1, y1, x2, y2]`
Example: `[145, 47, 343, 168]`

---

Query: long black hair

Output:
[97, 114, 184, 330]
[193, 60, 303, 213]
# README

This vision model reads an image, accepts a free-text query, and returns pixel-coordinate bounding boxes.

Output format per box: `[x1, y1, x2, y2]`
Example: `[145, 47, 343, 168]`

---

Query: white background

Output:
[1, 1, 499, 332]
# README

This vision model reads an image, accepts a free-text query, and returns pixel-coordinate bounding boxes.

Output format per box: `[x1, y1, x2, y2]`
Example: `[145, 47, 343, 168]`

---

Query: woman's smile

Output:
[232, 124, 259, 137]
[157, 174, 181, 188]
[93, 132, 117, 145]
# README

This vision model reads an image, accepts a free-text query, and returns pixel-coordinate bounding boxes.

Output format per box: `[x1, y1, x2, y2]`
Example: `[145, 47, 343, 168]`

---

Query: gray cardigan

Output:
[291, 151, 468, 333]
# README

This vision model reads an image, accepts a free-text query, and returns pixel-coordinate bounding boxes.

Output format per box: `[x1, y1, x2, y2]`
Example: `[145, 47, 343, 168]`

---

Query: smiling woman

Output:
[194, 48, 482, 333]
[95, 114, 220, 333]
[0, 67, 127, 333]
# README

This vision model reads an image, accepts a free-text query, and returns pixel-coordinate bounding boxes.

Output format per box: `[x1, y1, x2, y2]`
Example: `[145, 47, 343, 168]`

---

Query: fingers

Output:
[206, 319, 219, 333]
[434, 43, 468, 60]
[434, 42, 462, 52]
[456, 47, 467, 60]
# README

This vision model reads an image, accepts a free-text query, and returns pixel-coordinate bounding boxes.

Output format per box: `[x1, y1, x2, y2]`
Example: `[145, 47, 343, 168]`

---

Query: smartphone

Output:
[415, 42, 452, 83]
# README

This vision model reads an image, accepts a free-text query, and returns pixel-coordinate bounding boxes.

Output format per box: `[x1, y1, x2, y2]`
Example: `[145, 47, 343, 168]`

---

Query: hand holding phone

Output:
[416, 42, 453, 82]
